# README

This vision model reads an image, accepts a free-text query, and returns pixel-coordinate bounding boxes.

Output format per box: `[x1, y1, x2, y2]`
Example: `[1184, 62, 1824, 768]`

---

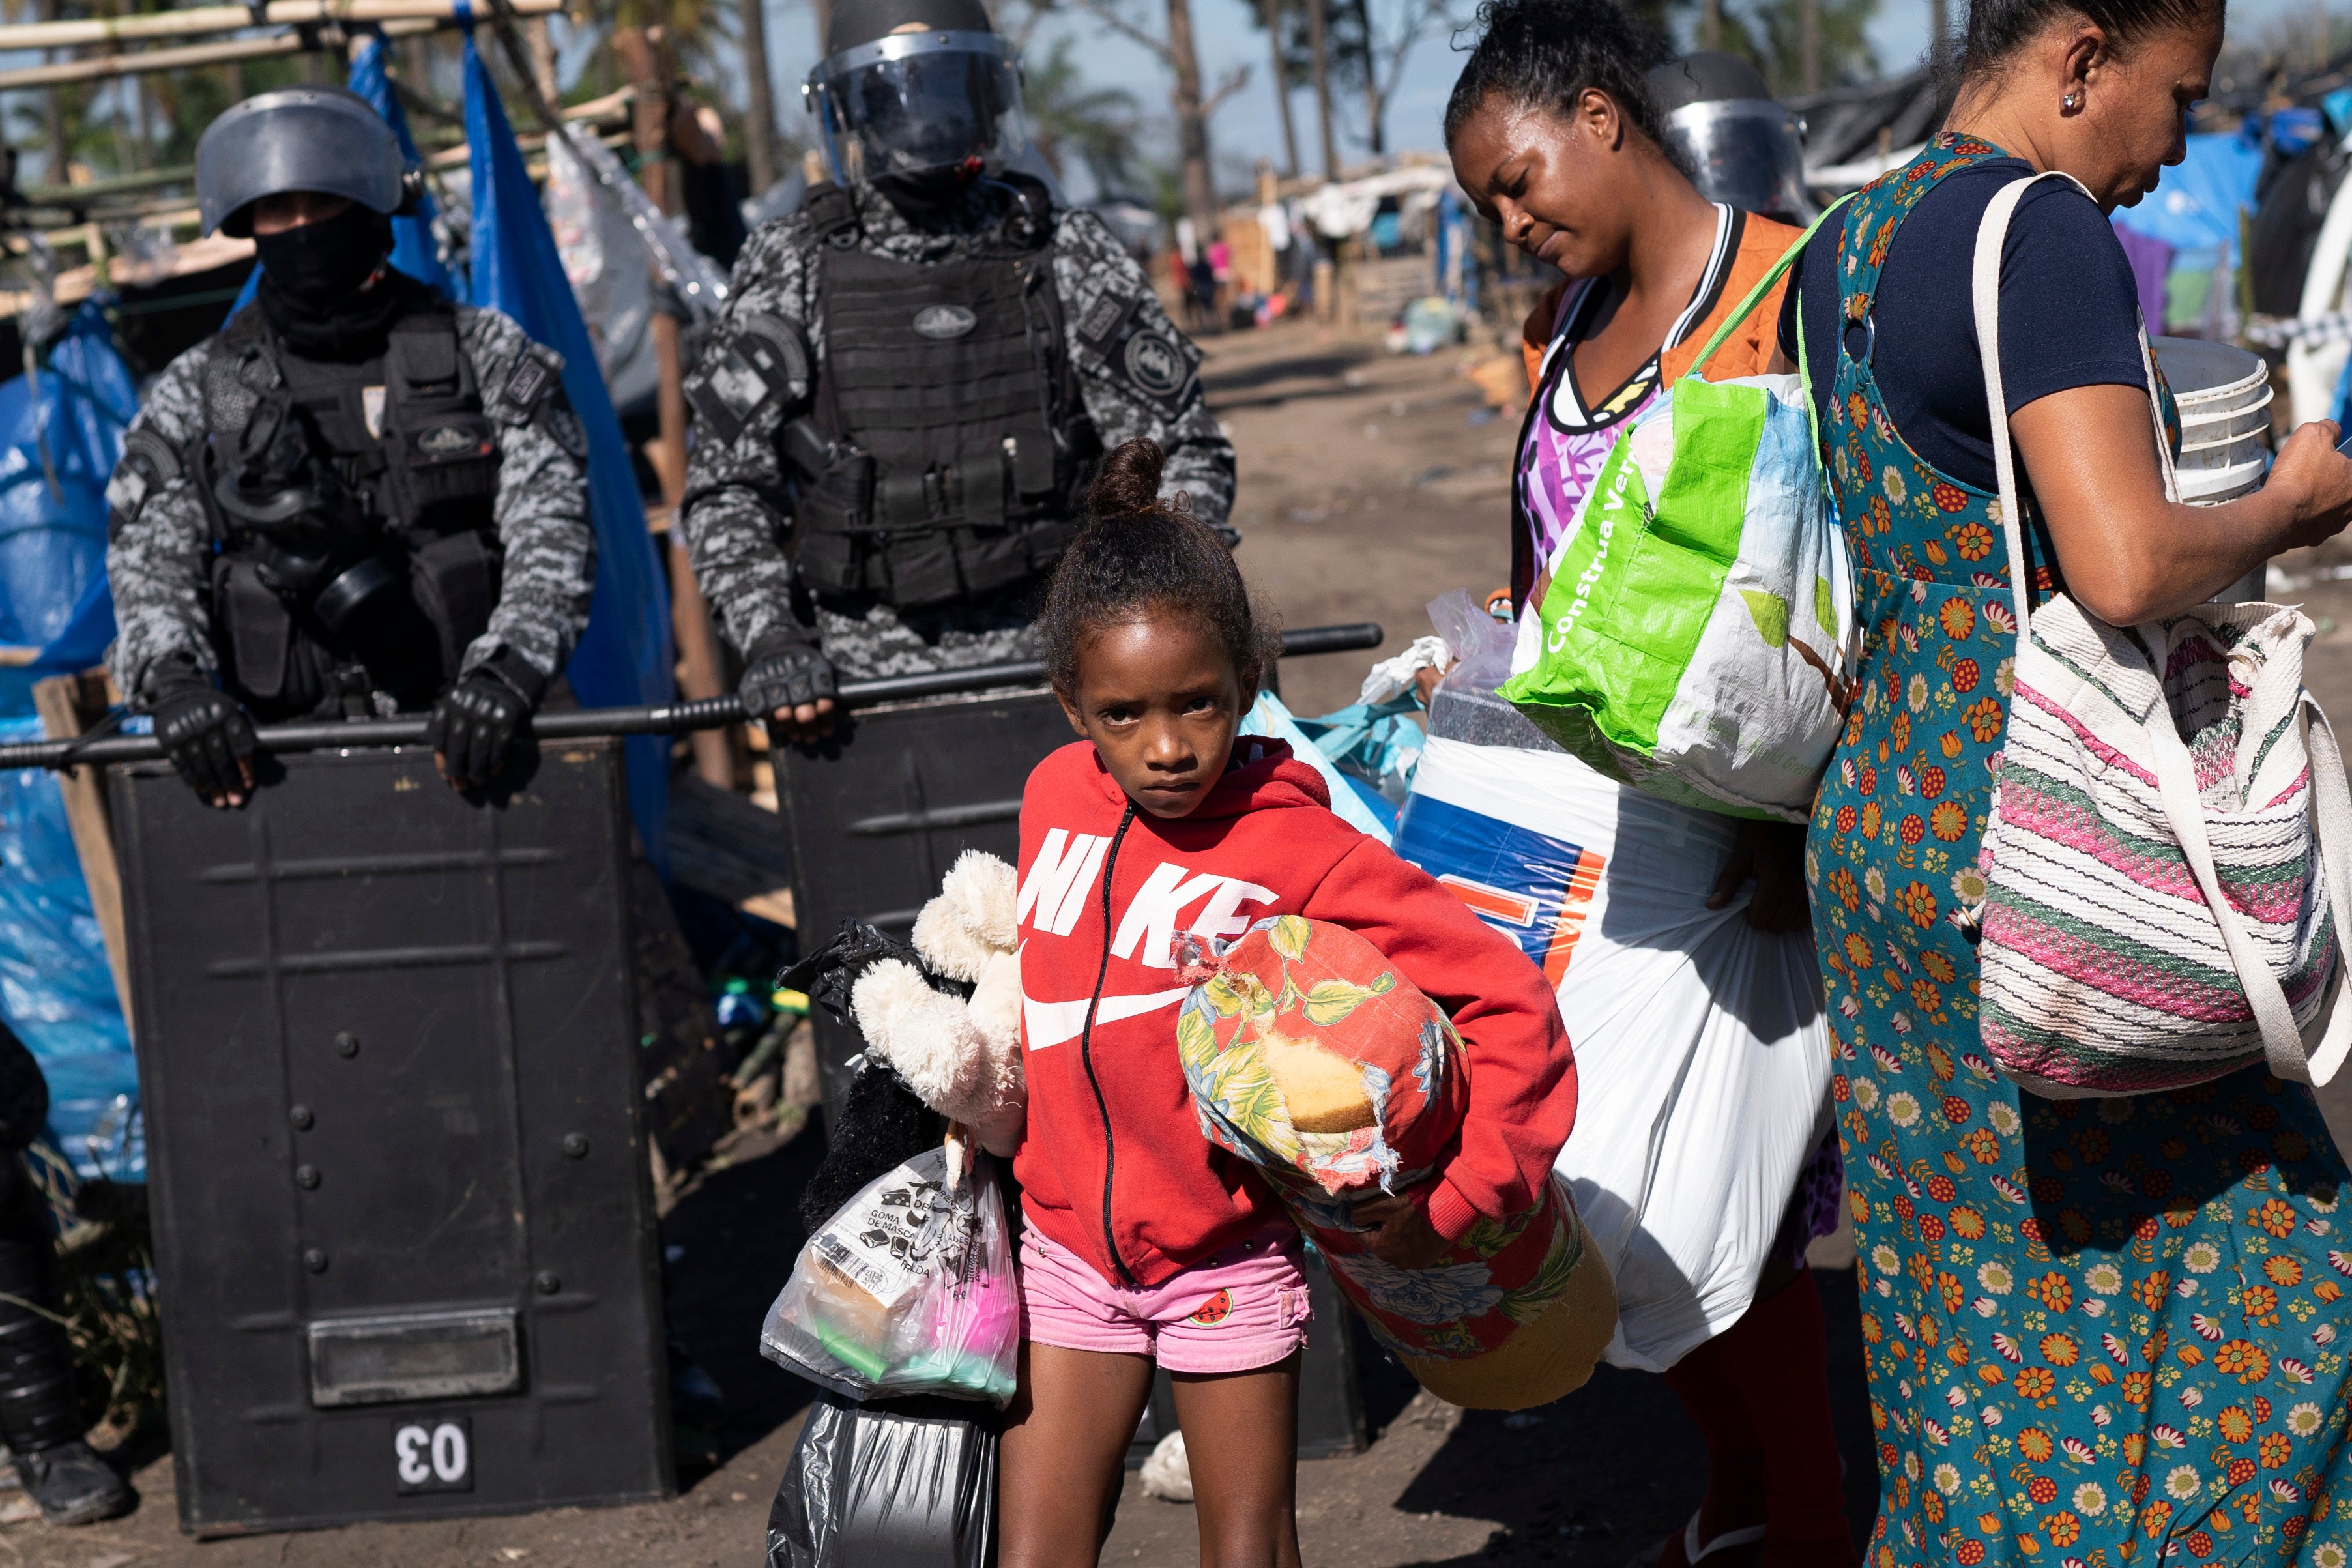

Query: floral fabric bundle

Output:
[1175, 916, 1615, 1409]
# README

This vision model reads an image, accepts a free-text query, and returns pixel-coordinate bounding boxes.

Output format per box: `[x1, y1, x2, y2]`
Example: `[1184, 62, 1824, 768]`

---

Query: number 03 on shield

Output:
[392, 1416, 474, 1494]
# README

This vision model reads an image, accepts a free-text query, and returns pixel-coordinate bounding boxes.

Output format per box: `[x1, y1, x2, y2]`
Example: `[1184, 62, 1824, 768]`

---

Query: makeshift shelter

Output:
[0, 300, 139, 1179]
[2111, 132, 2262, 337]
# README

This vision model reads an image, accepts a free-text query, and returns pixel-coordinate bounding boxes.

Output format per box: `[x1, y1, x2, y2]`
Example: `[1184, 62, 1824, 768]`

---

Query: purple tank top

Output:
[1515, 204, 1735, 579]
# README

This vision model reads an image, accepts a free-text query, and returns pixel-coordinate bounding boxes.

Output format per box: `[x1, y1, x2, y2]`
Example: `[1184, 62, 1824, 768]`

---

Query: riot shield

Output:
[109, 740, 671, 1535]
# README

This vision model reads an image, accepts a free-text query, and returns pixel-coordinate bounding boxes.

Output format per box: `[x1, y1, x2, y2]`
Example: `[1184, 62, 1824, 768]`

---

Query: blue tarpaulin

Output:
[0, 302, 133, 708]
[0, 300, 141, 1180]
[348, 34, 467, 302]
[2110, 132, 2261, 264]
[462, 20, 674, 862]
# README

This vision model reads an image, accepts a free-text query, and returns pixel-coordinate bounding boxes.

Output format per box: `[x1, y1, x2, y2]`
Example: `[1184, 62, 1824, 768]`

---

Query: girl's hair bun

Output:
[1039, 438, 1279, 694]
[1086, 439, 1168, 519]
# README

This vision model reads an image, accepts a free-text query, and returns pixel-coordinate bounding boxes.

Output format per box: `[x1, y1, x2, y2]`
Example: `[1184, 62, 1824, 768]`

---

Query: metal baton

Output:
[0, 622, 1387, 771]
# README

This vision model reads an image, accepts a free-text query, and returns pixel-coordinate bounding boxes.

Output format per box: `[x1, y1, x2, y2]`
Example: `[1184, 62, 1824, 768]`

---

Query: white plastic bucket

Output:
[2153, 337, 2273, 485]
[2177, 454, 2267, 502]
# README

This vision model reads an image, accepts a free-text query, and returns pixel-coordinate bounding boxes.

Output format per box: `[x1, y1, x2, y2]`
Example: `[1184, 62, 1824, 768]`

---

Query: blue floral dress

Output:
[1807, 134, 2352, 1568]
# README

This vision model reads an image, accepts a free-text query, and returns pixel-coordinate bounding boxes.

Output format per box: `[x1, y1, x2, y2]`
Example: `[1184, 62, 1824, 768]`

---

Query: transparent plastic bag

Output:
[1423, 589, 1560, 751]
[759, 1137, 1018, 1406]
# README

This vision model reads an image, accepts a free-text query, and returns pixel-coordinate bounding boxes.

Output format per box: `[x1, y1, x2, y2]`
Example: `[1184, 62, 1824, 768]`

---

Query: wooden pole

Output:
[39, 0, 70, 186]
[739, 0, 779, 194]
[614, 25, 734, 791]
[31, 674, 133, 1034]
[1266, 0, 1298, 179]
[3, 32, 302, 90]
[1800, 0, 1821, 93]
[0, 13, 471, 91]
[523, 14, 558, 100]
[1306, 0, 1336, 179]
[0, 0, 560, 53]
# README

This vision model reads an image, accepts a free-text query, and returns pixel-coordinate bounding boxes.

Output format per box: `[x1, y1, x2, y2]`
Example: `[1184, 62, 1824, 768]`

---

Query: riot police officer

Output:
[677, 0, 1236, 737]
[106, 89, 598, 804]
[0, 1025, 131, 1524]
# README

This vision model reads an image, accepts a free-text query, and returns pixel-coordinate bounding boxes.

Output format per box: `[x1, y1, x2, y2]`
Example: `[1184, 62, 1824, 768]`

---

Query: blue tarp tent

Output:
[462, 22, 674, 862]
[2110, 132, 2261, 263]
[0, 300, 141, 1180]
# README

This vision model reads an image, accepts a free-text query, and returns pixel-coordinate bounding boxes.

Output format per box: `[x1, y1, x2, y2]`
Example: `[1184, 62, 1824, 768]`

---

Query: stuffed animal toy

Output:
[1175, 914, 1617, 1411]
[848, 851, 1026, 1150]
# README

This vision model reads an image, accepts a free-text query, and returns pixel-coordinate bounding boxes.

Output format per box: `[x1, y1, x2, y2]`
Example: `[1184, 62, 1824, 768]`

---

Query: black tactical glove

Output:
[426, 650, 542, 789]
[740, 632, 838, 742]
[143, 659, 257, 807]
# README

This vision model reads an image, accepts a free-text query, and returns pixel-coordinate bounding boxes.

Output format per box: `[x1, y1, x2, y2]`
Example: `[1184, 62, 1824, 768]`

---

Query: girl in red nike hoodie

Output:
[995, 441, 1576, 1568]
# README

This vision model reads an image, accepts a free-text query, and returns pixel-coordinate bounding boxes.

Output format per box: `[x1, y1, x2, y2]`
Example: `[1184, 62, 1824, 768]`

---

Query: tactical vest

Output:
[791, 179, 1098, 610]
[193, 302, 502, 719]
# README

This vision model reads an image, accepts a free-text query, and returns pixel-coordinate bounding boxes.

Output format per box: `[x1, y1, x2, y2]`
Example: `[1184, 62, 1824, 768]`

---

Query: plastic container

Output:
[2153, 337, 2273, 478]
[2152, 338, 2273, 603]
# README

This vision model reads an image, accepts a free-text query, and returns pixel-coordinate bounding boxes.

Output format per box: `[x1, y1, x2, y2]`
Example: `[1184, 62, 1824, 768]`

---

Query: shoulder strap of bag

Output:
[1971, 172, 2070, 641]
[2138, 639, 2312, 1082]
[2136, 325, 2181, 504]
[2299, 701, 2352, 1087]
[1685, 193, 1856, 377]
[1971, 170, 2172, 639]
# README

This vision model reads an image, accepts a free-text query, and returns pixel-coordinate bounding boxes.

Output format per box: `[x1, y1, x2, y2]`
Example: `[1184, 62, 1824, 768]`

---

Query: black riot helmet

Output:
[196, 87, 418, 239]
[802, 0, 1032, 213]
[1646, 52, 1817, 224]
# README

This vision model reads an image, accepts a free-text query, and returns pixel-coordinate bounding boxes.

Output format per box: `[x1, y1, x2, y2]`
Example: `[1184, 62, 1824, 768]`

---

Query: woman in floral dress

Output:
[1779, 0, 2352, 1560]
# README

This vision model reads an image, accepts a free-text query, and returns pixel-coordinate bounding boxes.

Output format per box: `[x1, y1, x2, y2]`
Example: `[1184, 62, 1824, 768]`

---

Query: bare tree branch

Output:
[1201, 61, 1252, 114]
[1066, 0, 1173, 61]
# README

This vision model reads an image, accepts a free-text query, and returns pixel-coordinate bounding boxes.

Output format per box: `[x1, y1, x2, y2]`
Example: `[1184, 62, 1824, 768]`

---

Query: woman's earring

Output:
[2062, 91, 2081, 109]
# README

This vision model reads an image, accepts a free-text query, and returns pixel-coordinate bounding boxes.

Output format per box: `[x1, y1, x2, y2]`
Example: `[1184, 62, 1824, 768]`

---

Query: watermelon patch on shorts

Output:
[1185, 1290, 1234, 1326]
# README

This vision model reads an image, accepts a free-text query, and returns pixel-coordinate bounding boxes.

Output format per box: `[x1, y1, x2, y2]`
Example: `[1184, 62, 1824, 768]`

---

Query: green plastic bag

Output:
[1500, 207, 1854, 821]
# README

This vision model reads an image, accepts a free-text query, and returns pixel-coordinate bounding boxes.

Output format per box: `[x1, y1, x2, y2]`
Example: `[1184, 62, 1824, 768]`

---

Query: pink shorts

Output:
[1017, 1221, 1312, 1374]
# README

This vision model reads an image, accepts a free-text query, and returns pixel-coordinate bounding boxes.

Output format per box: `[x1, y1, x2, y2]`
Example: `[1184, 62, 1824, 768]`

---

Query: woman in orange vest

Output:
[1448, 8, 1852, 1567]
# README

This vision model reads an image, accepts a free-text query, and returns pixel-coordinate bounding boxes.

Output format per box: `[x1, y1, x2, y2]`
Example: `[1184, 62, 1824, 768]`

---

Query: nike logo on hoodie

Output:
[1018, 826, 1277, 1047]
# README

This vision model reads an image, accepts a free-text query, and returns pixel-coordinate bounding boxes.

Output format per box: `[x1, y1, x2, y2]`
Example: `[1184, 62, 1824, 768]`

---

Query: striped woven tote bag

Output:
[1969, 173, 2352, 1097]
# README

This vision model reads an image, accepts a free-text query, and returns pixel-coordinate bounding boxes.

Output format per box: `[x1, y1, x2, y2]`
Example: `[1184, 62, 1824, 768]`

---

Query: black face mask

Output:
[254, 203, 393, 306]
[254, 205, 403, 359]
[873, 167, 978, 227]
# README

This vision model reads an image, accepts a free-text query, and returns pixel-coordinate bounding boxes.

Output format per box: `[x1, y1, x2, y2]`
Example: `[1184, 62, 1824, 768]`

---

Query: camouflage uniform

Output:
[105, 303, 596, 706]
[678, 179, 1236, 680]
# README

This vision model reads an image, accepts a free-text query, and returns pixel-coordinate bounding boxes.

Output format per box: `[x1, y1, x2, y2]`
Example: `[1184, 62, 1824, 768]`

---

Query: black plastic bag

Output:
[779, 922, 956, 1234]
[766, 1389, 998, 1568]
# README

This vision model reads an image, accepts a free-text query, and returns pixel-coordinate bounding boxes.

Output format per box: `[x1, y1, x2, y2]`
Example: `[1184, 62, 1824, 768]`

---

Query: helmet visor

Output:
[1666, 100, 1818, 225]
[807, 31, 1028, 184]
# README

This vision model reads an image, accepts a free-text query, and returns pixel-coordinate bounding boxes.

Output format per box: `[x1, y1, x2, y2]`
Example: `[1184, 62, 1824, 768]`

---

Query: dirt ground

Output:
[8, 317, 1875, 1568]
